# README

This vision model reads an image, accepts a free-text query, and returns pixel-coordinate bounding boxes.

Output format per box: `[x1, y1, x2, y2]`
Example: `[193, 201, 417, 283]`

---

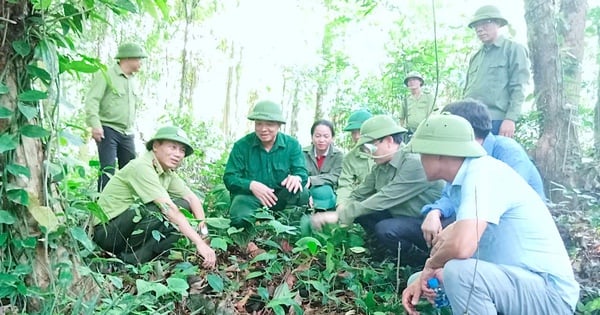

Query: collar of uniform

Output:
[451, 156, 475, 187]
[251, 132, 286, 149]
[481, 133, 496, 155]
[484, 35, 506, 49]
[112, 63, 128, 78]
[387, 146, 409, 170]
[142, 150, 167, 175]
[313, 144, 330, 157]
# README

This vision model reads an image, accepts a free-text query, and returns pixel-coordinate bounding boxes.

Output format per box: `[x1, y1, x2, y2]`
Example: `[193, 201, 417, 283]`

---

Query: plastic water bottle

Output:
[427, 278, 450, 309]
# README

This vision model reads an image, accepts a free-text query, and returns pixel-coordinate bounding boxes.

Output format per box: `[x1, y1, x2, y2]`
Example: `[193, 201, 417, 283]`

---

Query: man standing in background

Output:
[399, 71, 435, 136]
[463, 5, 530, 138]
[85, 42, 147, 191]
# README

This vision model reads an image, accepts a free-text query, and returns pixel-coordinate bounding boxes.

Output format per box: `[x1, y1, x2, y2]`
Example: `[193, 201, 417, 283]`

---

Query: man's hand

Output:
[250, 181, 278, 208]
[421, 210, 443, 248]
[401, 278, 423, 315]
[498, 119, 515, 138]
[91, 127, 104, 143]
[310, 211, 338, 230]
[196, 241, 216, 269]
[430, 222, 455, 256]
[281, 175, 303, 194]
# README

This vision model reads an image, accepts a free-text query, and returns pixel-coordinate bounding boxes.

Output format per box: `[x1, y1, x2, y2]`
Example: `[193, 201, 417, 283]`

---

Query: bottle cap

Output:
[427, 278, 440, 289]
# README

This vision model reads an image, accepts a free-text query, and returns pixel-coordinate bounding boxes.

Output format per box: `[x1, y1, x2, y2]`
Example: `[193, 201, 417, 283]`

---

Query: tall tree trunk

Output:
[315, 84, 324, 121]
[525, 0, 580, 190]
[178, 0, 192, 114]
[290, 80, 301, 138]
[595, 24, 600, 158]
[223, 41, 235, 137]
[234, 46, 243, 137]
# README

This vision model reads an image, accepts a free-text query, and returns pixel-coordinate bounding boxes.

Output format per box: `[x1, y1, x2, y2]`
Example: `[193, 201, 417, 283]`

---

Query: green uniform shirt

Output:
[85, 64, 140, 134]
[463, 36, 530, 121]
[336, 147, 374, 206]
[302, 144, 344, 187]
[338, 148, 444, 225]
[94, 151, 192, 225]
[223, 132, 308, 195]
[399, 92, 435, 131]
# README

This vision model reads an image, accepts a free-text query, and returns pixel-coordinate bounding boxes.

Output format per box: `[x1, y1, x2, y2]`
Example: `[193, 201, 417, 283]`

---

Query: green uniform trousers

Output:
[230, 189, 310, 227]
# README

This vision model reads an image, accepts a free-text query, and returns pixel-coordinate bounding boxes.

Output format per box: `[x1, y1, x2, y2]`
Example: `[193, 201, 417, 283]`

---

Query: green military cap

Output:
[406, 113, 486, 157]
[146, 126, 194, 157]
[247, 100, 286, 124]
[404, 71, 425, 87]
[356, 115, 407, 147]
[310, 185, 337, 210]
[468, 5, 508, 28]
[115, 43, 148, 59]
[343, 109, 373, 131]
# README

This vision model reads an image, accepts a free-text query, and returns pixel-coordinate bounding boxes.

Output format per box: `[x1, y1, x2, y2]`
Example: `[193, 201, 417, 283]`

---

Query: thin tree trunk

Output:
[315, 84, 324, 121]
[178, 0, 192, 114]
[223, 42, 235, 136]
[595, 24, 600, 158]
[290, 80, 301, 138]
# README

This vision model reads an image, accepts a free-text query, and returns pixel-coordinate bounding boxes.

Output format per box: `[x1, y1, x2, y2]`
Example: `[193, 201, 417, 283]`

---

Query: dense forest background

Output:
[0, 0, 599, 314]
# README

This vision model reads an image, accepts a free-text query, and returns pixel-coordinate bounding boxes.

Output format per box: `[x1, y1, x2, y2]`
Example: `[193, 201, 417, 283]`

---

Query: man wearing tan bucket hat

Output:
[401, 114, 578, 315]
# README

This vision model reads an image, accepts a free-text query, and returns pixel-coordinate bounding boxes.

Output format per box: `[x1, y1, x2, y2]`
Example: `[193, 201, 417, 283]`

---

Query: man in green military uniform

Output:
[311, 115, 444, 266]
[223, 100, 310, 228]
[336, 109, 374, 206]
[463, 5, 530, 138]
[399, 72, 436, 134]
[92, 126, 216, 268]
[85, 43, 148, 191]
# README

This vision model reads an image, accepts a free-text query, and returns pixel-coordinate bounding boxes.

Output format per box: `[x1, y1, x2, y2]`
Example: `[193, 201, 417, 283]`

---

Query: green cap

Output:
[115, 43, 148, 59]
[247, 100, 286, 124]
[406, 113, 486, 157]
[310, 185, 336, 210]
[404, 71, 424, 86]
[356, 115, 407, 147]
[343, 109, 373, 131]
[468, 5, 508, 28]
[145, 126, 194, 157]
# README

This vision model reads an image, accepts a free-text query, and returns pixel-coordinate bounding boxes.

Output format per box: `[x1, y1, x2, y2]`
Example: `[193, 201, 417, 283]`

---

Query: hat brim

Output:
[404, 77, 424, 86]
[468, 17, 508, 28]
[146, 138, 194, 157]
[406, 138, 486, 157]
[247, 114, 286, 124]
[343, 122, 361, 131]
[355, 126, 407, 147]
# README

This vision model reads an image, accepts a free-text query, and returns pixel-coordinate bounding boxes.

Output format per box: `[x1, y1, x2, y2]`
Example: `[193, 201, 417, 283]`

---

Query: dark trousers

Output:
[97, 126, 136, 191]
[357, 211, 455, 267]
[491, 120, 503, 136]
[93, 199, 189, 264]
[229, 189, 310, 228]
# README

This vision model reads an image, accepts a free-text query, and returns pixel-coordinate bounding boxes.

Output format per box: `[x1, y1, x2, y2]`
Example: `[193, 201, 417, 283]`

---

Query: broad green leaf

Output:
[28, 206, 59, 232]
[14, 264, 32, 276]
[69, 227, 95, 251]
[245, 271, 264, 280]
[68, 60, 100, 73]
[136, 279, 169, 297]
[166, 277, 189, 295]
[12, 41, 31, 57]
[268, 220, 296, 235]
[349, 246, 366, 254]
[35, 39, 59, 77]
[305, 280, 327, 295]
[206, 217, 230, 229]
[206, 274, 224, 292]
[18, 103, 38, 120]
[0, 134, 17, 153]
[21, 125, 50, 138]
[7, 189, 28, 206]
[7, 163, 30, 179]
[294, 236, 322, 255]
[210, 237, 227, 251]
[13, 236, 36, 249]
[115, 0, 138, 13]
[0, 210, 16, 224]
[226, 226, 244, 235]
[257, 286, 269, 300]
[107, 275, 123, 289]
[151, 229, 164, 241]
[0, 286, 15, 299]
[0, 107, 12, 118]
[0, 83, 8, 94]
[31, 0, 51, 10]
[0, 233, 8, 246]
[26, 65, 51, 82]
[250, 252, 277, 264]
[17, 90, 47, 102]
[271, 305, 285, 315]
[254, 211, 275, 220]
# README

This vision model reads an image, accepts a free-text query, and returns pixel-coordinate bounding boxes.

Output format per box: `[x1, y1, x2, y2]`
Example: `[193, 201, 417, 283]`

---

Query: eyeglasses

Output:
[363, 140, 381, 154]
[470, 19, 495, 29]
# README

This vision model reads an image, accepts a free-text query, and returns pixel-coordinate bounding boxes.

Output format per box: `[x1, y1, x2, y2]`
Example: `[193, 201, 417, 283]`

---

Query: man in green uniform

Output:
[85, 43, 147, 191]
[92, 126, 216, 268]
[399, 72, 436, 134]
[223, 100, 310, 228]
[311, 115, 444, 266]
[336, 109, 374, 206]
[463, 5, 530, 138]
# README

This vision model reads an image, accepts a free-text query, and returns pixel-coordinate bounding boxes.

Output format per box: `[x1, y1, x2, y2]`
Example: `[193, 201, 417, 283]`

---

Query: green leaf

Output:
[151, 229, 164, 242]
[13, 236, 36, 249]
[18, 90, 47, 102]
[210, 237, 227, 251]
[0, 107, 12, 118]
[7, 163, 30, 179]
[107, 275, 123, 289]
[206, 217, 231, 229]
[250, 252, 277, 264]
[349, 246, 366, 254]
[14, 264, 32, 276]
[18, 103, 38, 120]
[20, 125, 50, 138]
[7, 189, 28, 206]
[28, 206, 59, 232]
[68, 60, 100, 73]
[115, 0, 138, 13]
[206, 274, 224, 292]
[294, 236, 322, 255]
[268, 220, 296, 235]
[254, 211, 275, 220]
[69, 227, 95, 251]
[26, 65, 51, 83]
[245, 271, 264, 280]
[87, 202, 109, 223]
[0, 210, 16, 224]
[136, 279, 169, 297]
[12, 40, 31, 57]
[0, 83, 8, 94]
[0, 233, 8, 246]
[0, 134, 17, 153]
[166, 277, 189, 296]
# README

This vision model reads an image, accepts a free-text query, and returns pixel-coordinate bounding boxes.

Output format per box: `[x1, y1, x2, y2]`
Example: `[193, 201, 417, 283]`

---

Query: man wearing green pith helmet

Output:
[223, 100, 310, 228]
[399, 71, 436, 134]
[401, 114, 578, 315]
[92, 126, 216, 268]
[85, 42, 148, 191]
[311, 115, 444, 266]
